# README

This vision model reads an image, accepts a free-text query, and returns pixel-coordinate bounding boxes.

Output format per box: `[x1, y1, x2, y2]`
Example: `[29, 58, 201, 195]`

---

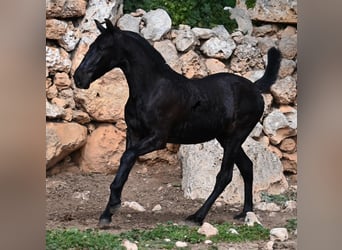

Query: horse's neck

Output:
[120, 50, 169, 97]
[118, 36, 184, 97]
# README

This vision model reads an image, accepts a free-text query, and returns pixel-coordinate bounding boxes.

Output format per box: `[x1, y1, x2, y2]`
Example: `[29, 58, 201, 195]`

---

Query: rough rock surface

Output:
[46, 122, 87, 169]
[78, 124, 125, 173]
[74, 68, 128, 123]
[180, 137, 288, 204]
[141, 9, 172, 41]
[250, 0, 297, 24]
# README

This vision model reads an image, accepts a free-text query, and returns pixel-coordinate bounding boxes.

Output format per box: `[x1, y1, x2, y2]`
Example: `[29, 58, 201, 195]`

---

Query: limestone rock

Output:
[200, 37, 236, 60]
[250, 0, 297, 24]
[141, 9, 172, 41]
[279, 59, 296, 79]
[180, 137, 288, 205]
[279, 34, 297, 60]
[279, 138, 296, 153]
[72, 110, 91, 124]
[58, 22, 80, 52]
[249, 122, 263, 139]
[205, 58, 228, 74]
[46, 82, 58, 100]
[46, 122, 87, 169]
[212, 25, 231, 41]
[122, 239, 138, 250]
[51, 98, 68, 109]
[176, 50, 208, 79]
[78, 0, 123, 34]
[46, 46, 72, 74]
[191, 27, 215, 39]
[46, 99, 65, 119]
[263, 110, 296, 145]
[255, 202, 281, 212]
[282, 152, 297, 174]
[174, 29, 199, 52]
[245, 212, 262, 227]
[260, 94, 273, 117]
[74, 68, 129, 123]
[243, 70, 264, 83]
[46, 0, 87, 19]
[58, 88, 75, 109]
[284, 200, 297, 211]
[137, 148, 179, 168]
[270, 76, 297, 104]
[53, 72, 72, 90]
[122, 201, 146, 212]
[153, 40, 179, 66]
[270, 228, 289, 242]
[78, 124, 125, 174]
[226, 4, 253, 35]
[252, 24, 279, 37]
[152, 204, 162, 212]
[198, 222, 218, 237]
[117, 14, 141, 33]
[228, 228, 239, 235]
[46, 19, 68, 40]
[257, 37, 277, 55]
[231, 41, 262, 72]
[175, 241, 188, 248]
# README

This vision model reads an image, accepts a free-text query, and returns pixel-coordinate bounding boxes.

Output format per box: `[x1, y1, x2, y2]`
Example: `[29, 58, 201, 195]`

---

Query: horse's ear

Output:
[104, 18, 116, 32]
[95, 19, 106, 33]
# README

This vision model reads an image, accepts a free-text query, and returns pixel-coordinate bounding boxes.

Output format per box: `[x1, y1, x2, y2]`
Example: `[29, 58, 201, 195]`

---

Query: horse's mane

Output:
[121, 30, 168, 66]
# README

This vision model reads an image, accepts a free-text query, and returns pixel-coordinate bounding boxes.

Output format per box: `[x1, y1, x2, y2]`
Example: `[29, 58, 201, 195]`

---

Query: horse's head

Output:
[74, 19, 123, 89]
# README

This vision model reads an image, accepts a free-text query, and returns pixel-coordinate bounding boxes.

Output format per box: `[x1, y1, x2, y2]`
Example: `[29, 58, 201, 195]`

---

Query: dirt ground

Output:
[46, 161, 297, 249]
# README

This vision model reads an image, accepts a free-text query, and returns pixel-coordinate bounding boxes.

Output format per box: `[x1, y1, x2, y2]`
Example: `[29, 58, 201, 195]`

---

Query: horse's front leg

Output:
[98, 133, 166, 228]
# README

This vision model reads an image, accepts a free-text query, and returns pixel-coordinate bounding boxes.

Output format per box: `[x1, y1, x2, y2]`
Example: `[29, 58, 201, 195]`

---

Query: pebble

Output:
[228, 228, 239, 235]
[122, 239, 138, 250]
[204, 239, 213, 245]
[152, 204, 162, 212]
[284, 200, 297, 211]
[270, 227, 289, 242]
[175, 241, 188, 248]
[122, 201, 146, 212]
[245, 212, 262, 227]
[197, 222, 219, 237]
[265, 240, 274, 250]
[255, 202, 281, 212]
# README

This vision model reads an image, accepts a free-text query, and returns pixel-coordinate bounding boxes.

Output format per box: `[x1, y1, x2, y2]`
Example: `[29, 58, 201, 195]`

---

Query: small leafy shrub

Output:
[261, 189, 297, 207]
[124, 0, 239, 31]
[285, 218, 297, 233]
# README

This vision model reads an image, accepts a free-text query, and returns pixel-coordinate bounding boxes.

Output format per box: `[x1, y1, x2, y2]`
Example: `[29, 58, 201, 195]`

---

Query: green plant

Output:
[285, 218, 297, 233]
[124, 0, 238, 32]
[261, 189, 297, 207]
[245, 0, 257, 9]
[46, 222, 270, 249]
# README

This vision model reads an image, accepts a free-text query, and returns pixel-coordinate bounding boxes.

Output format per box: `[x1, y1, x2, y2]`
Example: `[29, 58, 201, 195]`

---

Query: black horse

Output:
[74, 19, 281, 227]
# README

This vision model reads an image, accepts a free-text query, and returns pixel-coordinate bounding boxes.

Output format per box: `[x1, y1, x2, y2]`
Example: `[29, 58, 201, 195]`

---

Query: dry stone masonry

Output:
[46, 0, 297, 204]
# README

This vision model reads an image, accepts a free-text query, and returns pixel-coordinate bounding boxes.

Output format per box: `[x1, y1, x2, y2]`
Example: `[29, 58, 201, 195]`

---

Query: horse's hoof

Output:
[185, 214, 203, 226]
[98, 218, 111, 229]
[233, 211, 247, 220]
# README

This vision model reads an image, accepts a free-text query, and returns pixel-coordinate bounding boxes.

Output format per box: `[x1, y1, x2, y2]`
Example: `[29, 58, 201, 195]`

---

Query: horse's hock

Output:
[46, 0, 297, 203]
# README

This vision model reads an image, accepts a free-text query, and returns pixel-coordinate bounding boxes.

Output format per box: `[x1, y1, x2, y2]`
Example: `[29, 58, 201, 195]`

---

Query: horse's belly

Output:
[167, 121, 222, 144]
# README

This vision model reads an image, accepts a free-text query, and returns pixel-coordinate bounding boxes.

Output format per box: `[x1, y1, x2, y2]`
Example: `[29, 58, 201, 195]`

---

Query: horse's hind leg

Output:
[186, 138, 238, 225]
[233, 146, 253, 219]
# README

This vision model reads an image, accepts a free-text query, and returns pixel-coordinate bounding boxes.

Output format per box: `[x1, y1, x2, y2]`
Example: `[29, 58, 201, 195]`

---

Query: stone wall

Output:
[46, 0, 297, 203]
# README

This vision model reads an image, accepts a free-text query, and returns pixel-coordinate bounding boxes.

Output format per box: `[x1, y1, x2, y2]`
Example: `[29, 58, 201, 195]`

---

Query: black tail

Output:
[255, 47, 282, 93]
